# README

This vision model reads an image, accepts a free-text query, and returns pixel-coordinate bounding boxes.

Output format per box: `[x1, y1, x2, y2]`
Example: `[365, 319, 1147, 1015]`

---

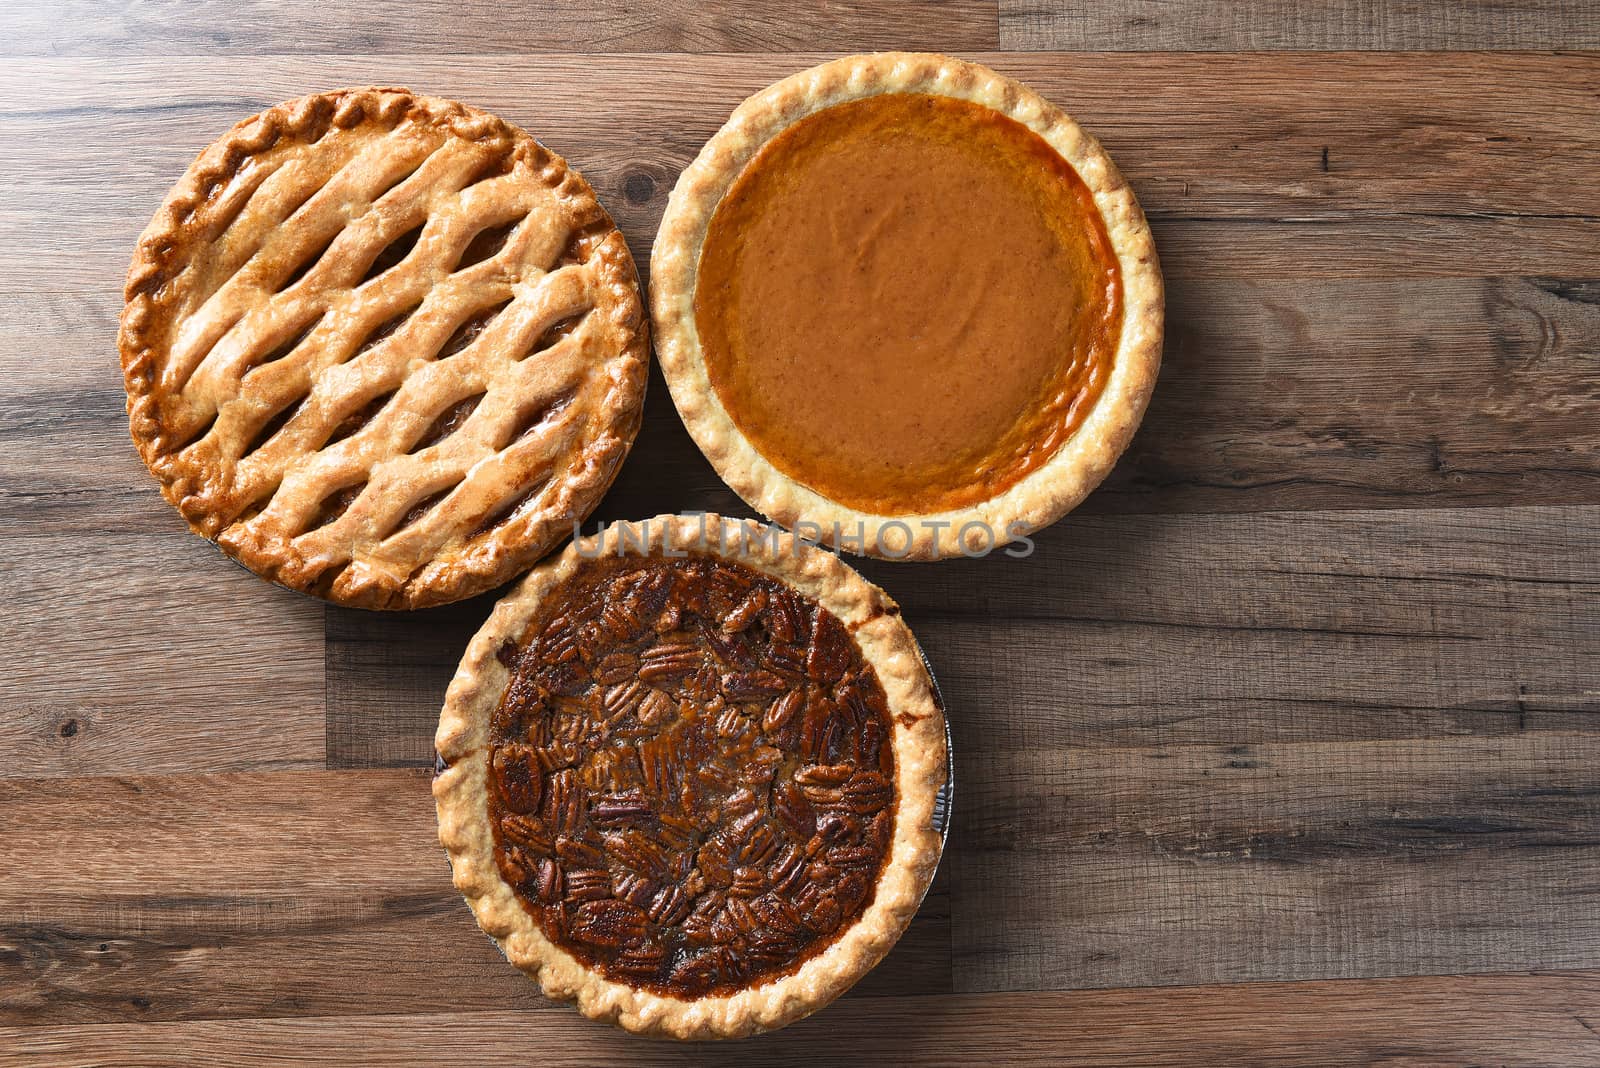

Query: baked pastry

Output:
[652, 53, 1162, 560]
[120, 88, 647, 609]
[434, 514, 947, 1038]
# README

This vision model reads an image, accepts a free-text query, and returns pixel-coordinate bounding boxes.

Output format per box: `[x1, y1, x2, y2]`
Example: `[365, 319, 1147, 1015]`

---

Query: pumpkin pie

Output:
[120, 88, 648, 608]
[651, 53, 1162, 559]
[433, 514, 948, 1038]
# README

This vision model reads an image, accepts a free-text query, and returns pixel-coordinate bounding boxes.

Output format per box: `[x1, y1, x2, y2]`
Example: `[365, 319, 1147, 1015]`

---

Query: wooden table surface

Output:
[4, 2, 1600, 1065]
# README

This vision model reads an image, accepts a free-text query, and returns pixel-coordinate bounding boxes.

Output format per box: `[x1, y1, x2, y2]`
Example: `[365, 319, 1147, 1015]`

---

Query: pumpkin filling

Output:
[694, 92, 1123, 516]
[488, 552, 898, 998]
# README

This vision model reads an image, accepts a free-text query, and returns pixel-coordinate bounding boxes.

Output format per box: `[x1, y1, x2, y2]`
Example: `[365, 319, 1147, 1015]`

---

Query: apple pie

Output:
[120, 88, 647, 608]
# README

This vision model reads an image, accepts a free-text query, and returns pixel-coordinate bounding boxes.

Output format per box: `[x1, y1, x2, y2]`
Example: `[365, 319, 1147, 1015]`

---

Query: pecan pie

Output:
[434, 514, 947, 1038]
[652, 53, 1163, 560]
[120, 88, 647, 608]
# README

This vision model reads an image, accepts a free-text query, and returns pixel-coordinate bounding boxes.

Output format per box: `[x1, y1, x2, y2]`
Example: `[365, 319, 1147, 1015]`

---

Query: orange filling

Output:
[695, 92, 1123, 516]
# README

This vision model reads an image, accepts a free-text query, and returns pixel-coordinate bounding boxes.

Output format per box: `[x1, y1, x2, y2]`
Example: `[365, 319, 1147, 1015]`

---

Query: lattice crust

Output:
[120, 88, 648, 609]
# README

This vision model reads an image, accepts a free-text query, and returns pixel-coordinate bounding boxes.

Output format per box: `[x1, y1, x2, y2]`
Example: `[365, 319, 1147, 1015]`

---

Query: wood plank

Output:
[0, 529, 325, 780]
[13, 205, 1600, 291]
[4, 54, 1597, 518]
[326, 503, 1600, 760]
[1001, 0, 1600, 51]
[9, 268, 1599, 535]
[1098, 273, 1600, 515]
[323, 593, 501, 769]
[952, 732, 1600, 992]
[6, 52, 1598, 283]
[0, 0, 999, 56]
[900, 504, 1600, 747]
[32, 49, 1600, 260]
[5, 28, 1600, 1062]
[1157, 216, 1600, 281]
[320, 500, 1600, 991]
[0, 295, 150, 537]
[3, 973, 1598, 1066]
[0, 769, 948, 1026]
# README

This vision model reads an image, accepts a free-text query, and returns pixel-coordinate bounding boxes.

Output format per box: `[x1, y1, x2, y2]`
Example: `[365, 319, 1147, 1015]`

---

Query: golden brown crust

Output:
[434, 514, 947, 1039]
[120, 88, 648, 609]
[650, 53, 1163, 561]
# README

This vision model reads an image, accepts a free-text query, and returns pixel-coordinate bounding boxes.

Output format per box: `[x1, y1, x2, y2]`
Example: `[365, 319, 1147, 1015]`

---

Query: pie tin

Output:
[917, 640, 955, 850]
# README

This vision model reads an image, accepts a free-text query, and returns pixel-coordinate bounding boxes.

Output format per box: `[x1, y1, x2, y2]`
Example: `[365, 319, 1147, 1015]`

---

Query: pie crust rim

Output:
[433, 513, 948, 1039]
[650, 52, 1163, 560]
[119, 87, 649, 609]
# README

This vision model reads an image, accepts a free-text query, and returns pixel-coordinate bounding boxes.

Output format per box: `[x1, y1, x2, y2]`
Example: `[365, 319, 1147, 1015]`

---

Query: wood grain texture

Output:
[953, 732, 1600, 992]
[1102, 274, 1600, 514]
[4, 3, 1600, 1059]
[4, 52, 1597, 525]
[880, 503, 1600, 749]
[0, 770, 948, 1026]
[0, 531, 325, 780]
[3, 973, 1598, 1067]
[0, 0, 1000, 55]
[11, 52, 1599, 269]
[0, 288, 325, 777]
[322, 498, 1600, 992]
[1001, 0, 1600, 50]
[327, 503, 1600, 761]
[323, 595, 498, 769]
[15, 265, 1598, 531]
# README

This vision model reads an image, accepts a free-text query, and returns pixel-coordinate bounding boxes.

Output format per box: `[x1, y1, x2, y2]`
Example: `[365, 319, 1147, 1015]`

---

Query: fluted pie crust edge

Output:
[433, 514, 947, 1039]
[650, 52, 1163, 560]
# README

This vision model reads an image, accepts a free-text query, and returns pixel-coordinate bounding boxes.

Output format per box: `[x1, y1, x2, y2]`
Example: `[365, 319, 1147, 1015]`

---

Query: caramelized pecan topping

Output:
[487, 552, 896, 998]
